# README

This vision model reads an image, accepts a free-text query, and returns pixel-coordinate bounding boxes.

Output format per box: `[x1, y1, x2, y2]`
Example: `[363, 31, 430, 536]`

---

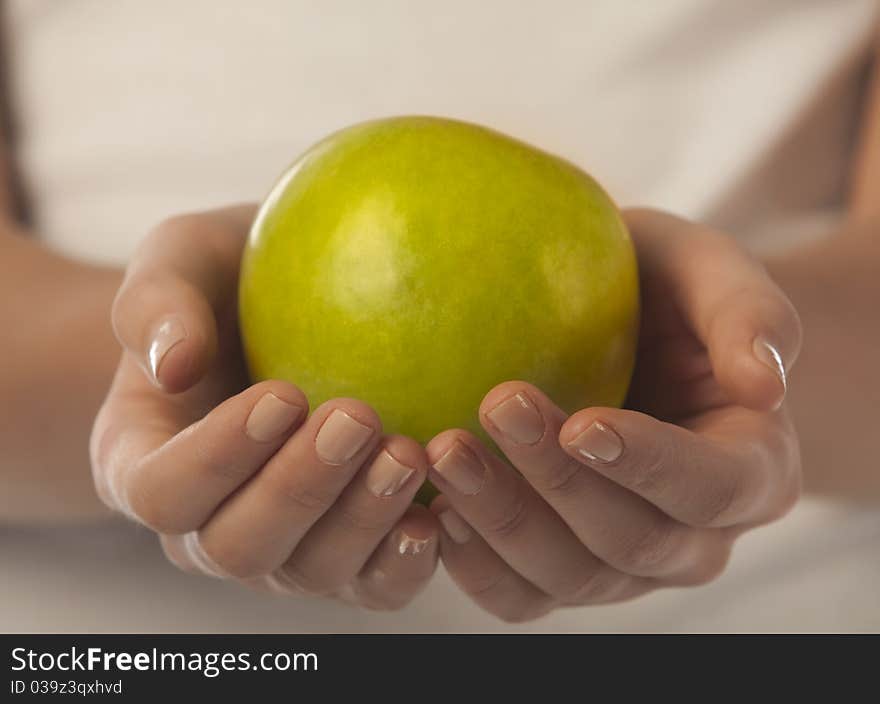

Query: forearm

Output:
[0, 223, 122, 522]
[764, 219, 880, 501]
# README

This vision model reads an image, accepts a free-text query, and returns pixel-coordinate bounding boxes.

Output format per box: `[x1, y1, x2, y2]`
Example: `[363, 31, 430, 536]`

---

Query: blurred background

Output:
[1, 0, 879, 632]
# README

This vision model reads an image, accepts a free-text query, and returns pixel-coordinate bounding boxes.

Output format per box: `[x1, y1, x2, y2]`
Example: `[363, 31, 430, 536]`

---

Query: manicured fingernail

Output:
[365, 449, 416, 497]
[753, 336, 786, 407]
[486, 392, 544, 444]
[568, 421, 623, 463]
[148, 316, 186, 383]
[438, 509, 472, 544]
[398, 531, 432, 556]
[246, 392, 302, 442]
[315, 409, 374, 465]
[433, 441, 486, 495]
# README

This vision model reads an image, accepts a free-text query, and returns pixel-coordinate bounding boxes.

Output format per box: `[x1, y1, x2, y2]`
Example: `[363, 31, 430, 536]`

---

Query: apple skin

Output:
[239, 116, 639, 491]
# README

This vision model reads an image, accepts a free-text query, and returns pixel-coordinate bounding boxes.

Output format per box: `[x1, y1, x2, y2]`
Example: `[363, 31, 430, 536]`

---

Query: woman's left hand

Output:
[428, 208, 803, 623]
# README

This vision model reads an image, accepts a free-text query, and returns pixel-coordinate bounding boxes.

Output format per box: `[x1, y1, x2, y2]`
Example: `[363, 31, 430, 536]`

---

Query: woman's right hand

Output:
[90, 205, 439, 610]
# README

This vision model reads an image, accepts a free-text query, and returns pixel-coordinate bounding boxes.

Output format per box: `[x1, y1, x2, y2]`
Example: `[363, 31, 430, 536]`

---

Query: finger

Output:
[431, 496, 556, 622]
[479, 381, 728, 580]
[348, 504, 440, 611]
[101, 378, 307, 530]
[277, 435, 427, 594]
[112, 204, 256, 392]
[559, 405, 801, 529]
[192, 399, 382, 580]
[426, 430, 637, 604]
[432, 497, 655, 621]
[625, 207, 803, 412]
[160, 532, 229, 578]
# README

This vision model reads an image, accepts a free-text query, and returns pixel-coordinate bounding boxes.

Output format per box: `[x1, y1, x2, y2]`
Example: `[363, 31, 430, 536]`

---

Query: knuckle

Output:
[627, 438, 673, 497]
[688, 468, 748, 527]
[199, 541, 266, 581]
[466, 568, 510, 600]
[540, 456, 585, 496]
[678, 539, 733, 586]
[190, 427, 253, 484]
[483, 484, 530, 541]
[694, 552, 731, 586]
[358, 571, 430, 611]
[88, 420, 149, 519]
[765, 470, 802, 523]
[689, 481, 740, 528]
[264, 470, 336, 515]
[88, 417, 118, 483]
[463, 569, 554, 623]
[126, 493, 170, 532]
[126, 483, 192, 534]
[123, 458, 198, 533]
[608, 518, 681, 574]
[278, 560, 334, 597]
[206, 459, 251, 484]
[335, 502, 391, 534]
[560, 568, 622, 605]
[158, 537, 189, 573]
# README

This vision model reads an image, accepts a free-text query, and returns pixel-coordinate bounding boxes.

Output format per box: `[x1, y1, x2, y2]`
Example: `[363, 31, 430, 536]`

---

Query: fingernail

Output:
[433, 441, 486, 495]
[315, 409, 374, 465]
[398, 531, 432, 556]
[246, 392, 303, 442]
[568, 421, 623, 463]
[148, 316, 186, 383]
[438, 509, 472, 544]
[486, 392, 544, 445]
[753, 336, 787, 407]
[365, 449, 416, 497]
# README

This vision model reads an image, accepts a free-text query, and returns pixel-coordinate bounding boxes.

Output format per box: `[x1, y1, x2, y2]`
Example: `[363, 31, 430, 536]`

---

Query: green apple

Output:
[239, 116, 639, 489]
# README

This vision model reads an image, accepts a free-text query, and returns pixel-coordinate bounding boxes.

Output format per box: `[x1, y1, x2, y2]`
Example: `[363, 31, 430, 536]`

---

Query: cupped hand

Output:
[90, 205, 439, 610]
[428, 208, 803, 622]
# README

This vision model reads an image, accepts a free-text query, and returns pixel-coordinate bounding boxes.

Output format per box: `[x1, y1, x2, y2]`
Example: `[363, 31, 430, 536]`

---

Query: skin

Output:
[95, 202, 801, 619]
[427, 209, 801, 620]
[93, 208, 440, 607]
[0, 32, 878, 620]
[0, 209, 120, 522]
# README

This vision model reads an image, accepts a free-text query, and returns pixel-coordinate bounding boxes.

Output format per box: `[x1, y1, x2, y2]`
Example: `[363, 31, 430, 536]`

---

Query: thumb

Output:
[111, 205, 255, 392]
[625, 208, 803, 412]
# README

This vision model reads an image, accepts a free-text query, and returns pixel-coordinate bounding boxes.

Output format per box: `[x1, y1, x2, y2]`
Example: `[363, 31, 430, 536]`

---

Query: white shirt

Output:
[2, 0, 879, 632]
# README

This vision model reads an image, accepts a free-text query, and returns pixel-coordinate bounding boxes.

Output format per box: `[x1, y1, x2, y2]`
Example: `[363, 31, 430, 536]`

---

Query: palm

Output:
[625, 257, 730, 424]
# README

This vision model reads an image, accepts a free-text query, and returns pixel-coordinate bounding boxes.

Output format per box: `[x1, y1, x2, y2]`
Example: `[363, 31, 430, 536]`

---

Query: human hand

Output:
[427, 208, 803, 622]
[90, 205, 439, 609]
